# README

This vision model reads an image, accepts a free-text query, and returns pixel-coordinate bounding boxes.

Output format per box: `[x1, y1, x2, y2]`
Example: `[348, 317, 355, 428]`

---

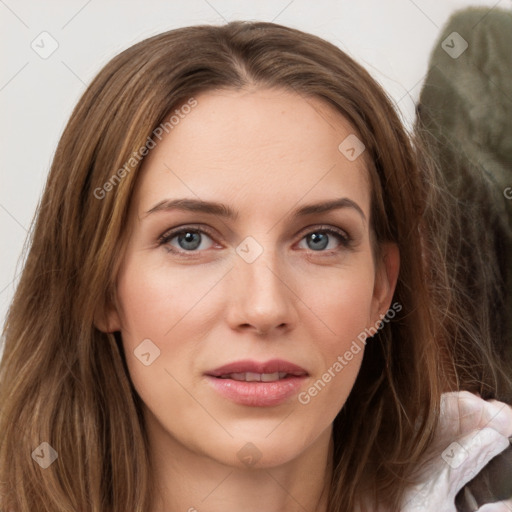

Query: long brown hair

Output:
[0, 20, 506, 512]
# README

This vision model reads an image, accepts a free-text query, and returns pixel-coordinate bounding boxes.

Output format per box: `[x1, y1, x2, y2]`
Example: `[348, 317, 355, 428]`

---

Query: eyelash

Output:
[157, 224, 353, 257]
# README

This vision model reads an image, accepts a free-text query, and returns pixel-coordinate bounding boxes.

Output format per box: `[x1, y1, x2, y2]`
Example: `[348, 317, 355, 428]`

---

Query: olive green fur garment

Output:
[417, 7, 512, 381]
[416, 7, 512, 509]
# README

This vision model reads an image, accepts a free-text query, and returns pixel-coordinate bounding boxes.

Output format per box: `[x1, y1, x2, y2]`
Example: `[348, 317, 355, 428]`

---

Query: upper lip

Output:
[206, 359, 309, 377]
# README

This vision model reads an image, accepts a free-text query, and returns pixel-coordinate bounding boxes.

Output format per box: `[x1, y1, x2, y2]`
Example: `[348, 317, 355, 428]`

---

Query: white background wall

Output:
[0, 0, 508, 357]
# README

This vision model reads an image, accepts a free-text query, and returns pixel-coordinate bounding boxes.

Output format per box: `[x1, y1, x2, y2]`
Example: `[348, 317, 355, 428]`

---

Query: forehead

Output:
[134, 87, 371, 219]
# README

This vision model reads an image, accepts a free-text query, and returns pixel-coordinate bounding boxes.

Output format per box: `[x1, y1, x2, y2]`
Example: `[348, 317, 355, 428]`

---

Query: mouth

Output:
[217, 371, 293, 382]
[204, 359, 309, 407]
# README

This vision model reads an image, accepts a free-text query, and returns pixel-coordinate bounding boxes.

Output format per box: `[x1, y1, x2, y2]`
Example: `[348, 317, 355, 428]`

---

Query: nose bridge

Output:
[229, 235, 295, 333]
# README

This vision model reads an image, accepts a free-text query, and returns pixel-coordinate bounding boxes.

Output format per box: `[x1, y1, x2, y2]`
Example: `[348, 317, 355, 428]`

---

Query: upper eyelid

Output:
[159, 224, 217, 241]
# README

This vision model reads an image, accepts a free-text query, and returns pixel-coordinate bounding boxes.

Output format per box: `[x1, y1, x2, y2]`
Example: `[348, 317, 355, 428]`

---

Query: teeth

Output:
[220, 372, 289, 382]
[260, 372, 280, 382]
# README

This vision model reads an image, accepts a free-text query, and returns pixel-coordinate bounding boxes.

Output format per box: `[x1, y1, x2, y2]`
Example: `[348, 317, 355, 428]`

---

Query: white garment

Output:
[400, 391, 512, 511]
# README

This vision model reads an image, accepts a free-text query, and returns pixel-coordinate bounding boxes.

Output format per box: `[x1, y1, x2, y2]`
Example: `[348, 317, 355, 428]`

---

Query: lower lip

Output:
[205, 375, 307, 407]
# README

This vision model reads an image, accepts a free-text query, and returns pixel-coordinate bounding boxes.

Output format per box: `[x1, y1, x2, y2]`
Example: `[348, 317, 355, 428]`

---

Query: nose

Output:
[225, 247, 298, 336]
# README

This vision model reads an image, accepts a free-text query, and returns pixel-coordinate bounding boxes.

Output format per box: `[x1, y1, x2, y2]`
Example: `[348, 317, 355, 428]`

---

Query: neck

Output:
[146, 412, 334, 512]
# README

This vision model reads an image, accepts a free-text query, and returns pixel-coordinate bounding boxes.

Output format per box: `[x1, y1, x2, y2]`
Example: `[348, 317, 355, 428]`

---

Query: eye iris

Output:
[178, 231, 201, 250]
[308, 232, 329, 251]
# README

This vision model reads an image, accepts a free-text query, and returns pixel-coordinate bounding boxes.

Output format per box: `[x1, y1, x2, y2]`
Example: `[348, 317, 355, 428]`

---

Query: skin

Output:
[98, 86, 399, 512]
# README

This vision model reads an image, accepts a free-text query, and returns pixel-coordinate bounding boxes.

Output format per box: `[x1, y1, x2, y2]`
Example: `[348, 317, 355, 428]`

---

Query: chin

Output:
[205, 424, 324, 470]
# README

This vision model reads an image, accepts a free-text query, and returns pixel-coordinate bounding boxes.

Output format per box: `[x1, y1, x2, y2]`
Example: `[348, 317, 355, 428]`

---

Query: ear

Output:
[370, 242, 400, 324]
[94, 299, 122, 333]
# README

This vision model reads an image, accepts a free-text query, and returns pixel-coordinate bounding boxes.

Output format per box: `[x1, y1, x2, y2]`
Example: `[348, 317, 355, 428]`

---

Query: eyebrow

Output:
[144, 197, 366, 222]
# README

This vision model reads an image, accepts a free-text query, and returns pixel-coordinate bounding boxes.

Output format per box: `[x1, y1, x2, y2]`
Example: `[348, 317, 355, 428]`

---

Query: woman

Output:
[0, 20, 510, 512]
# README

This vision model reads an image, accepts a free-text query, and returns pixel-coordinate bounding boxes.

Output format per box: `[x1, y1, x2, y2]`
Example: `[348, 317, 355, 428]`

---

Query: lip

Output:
[205, 359, 309, 407]
[206, 358, 308, 377]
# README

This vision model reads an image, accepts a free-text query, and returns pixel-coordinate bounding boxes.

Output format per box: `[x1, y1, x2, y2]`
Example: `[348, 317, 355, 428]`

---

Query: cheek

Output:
[114, 256, 238, 406]
[295, 263, 375, 406]
[116, 250, 376, 384]
[118, 247, 374, 355]
[114, 259, 215, 422]
[303, 261, 376, 344]
[115, 255, 223, 342]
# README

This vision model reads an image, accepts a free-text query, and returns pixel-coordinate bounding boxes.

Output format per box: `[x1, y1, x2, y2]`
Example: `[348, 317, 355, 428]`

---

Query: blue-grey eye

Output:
[177, 231, 201, 250]
[307, 232, 329, 251]
[165, 230, 214, 252]
[299, 230, 347, 251]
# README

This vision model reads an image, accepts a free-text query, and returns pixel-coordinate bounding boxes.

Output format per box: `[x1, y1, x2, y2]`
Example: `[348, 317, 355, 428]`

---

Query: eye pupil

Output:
[308, 232, 329, 251]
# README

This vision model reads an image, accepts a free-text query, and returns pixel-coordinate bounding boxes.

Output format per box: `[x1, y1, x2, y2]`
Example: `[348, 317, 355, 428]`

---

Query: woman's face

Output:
[103, 87, 399, 469]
